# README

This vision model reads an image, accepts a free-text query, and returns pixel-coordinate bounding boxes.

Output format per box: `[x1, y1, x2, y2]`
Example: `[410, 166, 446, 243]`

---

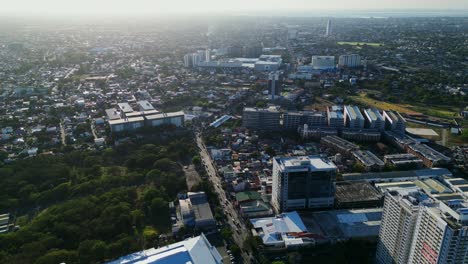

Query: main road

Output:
[196, 132, 252, 264]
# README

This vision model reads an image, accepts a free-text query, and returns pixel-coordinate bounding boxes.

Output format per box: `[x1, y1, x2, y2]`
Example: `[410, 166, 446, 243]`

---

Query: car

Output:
[226, 250, 232, 254]
[184, 166, 188, 169]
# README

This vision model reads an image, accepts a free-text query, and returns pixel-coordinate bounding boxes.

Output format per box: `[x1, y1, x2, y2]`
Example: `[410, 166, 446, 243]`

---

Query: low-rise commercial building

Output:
[320, 135, 359, 156]
[384, 153, 424, 169]
[250, 211, 315, 248]
[179, 192, 215, 229]
[300, 125, 338, 139]
[341, 129, 381, 142]
[352, 150, 385, 171]
[406, 143, 451, 168]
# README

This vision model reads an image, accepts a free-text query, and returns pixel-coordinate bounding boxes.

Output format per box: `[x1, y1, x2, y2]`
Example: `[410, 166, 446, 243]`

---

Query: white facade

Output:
[192, 53, 202, 67]
[377, 189, 468, 264]
[364, 108, 385, 131]
[272, 156, 337, 213]
[311, 56, 335, 70]
[344, 105, 365, 129]
[205, 49, 211, 62]
[326, 19, 332, 36]
[250, 211, 314, 248]
[376, 191, 421, 264]
[109, 117, 145, 132]
[145, 111, 184, 127]
[338, 54, 361, 68]
[183, 54, 192, 67]
[383, 111, 406, 134]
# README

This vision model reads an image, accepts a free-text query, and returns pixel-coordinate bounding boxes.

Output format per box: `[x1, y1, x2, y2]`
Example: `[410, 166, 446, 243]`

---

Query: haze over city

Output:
[1, 0, 468, 15]
[0, 1, 466, 264]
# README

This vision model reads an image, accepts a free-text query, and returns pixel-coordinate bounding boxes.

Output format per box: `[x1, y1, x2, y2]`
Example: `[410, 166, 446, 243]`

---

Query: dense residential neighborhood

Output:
[0, 9, 467, 264]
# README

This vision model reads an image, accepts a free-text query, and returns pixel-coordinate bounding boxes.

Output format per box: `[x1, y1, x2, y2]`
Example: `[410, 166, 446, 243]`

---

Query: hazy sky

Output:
[2, 0, 467, 15]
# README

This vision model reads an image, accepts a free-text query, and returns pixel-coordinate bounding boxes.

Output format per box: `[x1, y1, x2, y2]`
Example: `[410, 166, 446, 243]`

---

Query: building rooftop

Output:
[352, 150, 385, 167]
[145, 111, 185, 120]
[243, 106, 280, 113]
[275, 155, 337, 171]
[180, 192, 215, 225]
[108, 117, 145, 125]
[250, 211, 312, 247]
[125, 109, 160, 118]
[364, 108, 384, 122]
[209, 115, 232, 128]
[335, 181, 382, 204]
[345, 105, 364, 121]
[384, 110, 405, 123]
[321, 136, 359, 151]
[137, 100, 155, 111]
[236, 191, 262, 203]
[106, 108, 121, 120]
[407, 143, 451, 163]
[106, 233, 222, 264]
[117, 102, 134, 113]
[343, 168, 452, 182]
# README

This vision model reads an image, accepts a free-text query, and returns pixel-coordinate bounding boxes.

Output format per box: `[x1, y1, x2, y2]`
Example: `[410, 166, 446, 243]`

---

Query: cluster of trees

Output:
[0, 134, 197, 263]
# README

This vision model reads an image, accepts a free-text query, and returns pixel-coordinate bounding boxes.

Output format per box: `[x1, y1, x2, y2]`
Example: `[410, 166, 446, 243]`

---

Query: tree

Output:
[352, 163, 366, 173]
[192, 155, 201, 166]
[220, 227, 233, 240]
[35, 250, 78, 264]
[265, 146, 276, 157]
[148, 198, 170, 231]
[78, 240, 107, 264]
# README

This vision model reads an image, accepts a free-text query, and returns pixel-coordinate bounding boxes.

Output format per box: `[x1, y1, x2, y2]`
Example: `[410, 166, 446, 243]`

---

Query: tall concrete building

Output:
[183, 53, 193, 67]
[283, 111, 327, 130]
[242, 107, 281, 131]
[364, 108, 385, 131]
[325, 19, 332, 36]
[268, 72, 281, 99]
[338, 54, 361, 68]
[311, 56, 335, 70]
[288, 29, 298, 40]
[376, 189, 468, 264]
[244, 46, 263, 58]
[272, 155, 337, 213]
[205, 49, 211, 62]
[192, 53, 202, 67]
[344, 105, 365, 129]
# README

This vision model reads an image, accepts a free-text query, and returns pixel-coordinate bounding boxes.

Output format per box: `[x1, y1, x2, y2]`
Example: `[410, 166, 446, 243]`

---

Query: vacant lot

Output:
[349, 93, 421, 115]
[350, 93, 459, 120]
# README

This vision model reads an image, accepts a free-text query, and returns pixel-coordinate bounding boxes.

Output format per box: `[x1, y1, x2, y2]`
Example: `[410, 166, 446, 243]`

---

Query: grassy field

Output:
[349, 93, 421, 115]
[350, 93, 459, 119]
[337, 41, 383, 47]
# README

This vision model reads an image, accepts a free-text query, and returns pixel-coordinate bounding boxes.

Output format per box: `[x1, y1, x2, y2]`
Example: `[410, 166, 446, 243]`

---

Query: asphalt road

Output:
[196, 132, 252, 264]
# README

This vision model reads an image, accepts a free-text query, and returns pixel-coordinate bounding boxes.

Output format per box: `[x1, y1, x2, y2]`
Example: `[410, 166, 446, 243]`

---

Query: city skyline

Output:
[1, 0, 467, 15]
